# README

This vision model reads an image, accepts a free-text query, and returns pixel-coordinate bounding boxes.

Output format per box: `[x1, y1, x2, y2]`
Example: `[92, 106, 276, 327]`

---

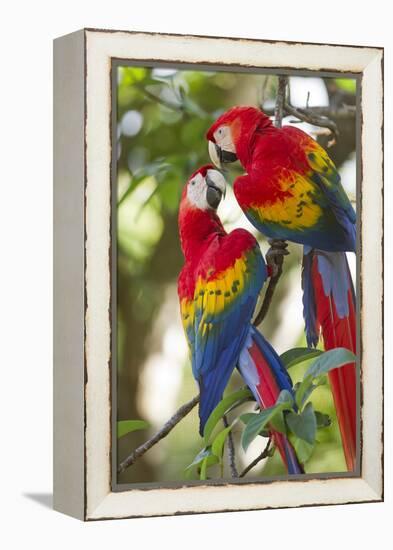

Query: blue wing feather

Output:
[190, 235, 267, 434]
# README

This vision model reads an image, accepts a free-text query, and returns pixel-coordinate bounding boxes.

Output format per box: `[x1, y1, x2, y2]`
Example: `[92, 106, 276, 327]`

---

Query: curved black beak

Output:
[206, 174, 223, 209]
[215, 143, 238, 165]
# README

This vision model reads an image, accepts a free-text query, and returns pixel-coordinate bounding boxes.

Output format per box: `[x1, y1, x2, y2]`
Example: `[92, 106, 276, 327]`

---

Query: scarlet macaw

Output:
[206, 106, 357, 471]
[178, 164, 303, 475]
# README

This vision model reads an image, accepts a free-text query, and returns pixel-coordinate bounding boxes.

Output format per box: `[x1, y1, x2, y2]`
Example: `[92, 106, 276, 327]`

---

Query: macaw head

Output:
[179, 165, 227, 258]
[181, 164, 227, 212]
[206, 105, 272, 167]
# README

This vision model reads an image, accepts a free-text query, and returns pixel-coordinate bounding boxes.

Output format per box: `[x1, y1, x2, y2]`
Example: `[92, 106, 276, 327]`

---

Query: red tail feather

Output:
[247, 341, 303, 475]
[311, 256, 357, 471]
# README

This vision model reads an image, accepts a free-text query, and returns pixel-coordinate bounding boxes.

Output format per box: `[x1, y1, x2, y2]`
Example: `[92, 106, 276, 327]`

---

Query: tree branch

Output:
[253, 239, 288, 327]
[223, 415, 238, 478]
[134, 83, 183, 112]
[274, 76, 288, 129]
[263, 102, 353, 146]
[263, 105, 355, 121]
[118, 395, 200, 474]
[284, 102, 339, 140]
[239, 438, 272, 477]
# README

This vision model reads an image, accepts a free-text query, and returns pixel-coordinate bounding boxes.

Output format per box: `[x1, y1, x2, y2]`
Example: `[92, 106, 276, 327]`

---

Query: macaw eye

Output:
[190, 179, 196, 186]
[218, 128, 223, 135]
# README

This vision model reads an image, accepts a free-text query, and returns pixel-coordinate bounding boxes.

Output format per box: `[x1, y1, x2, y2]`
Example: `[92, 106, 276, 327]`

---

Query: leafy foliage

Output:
[286, 402, 317, 445]
[203, 387, 252, 443]
[185, 387, 251, 479]
[240, 391, 293, 452]
[187, 346, 355, 480]
[117, 67, 219, 220]
[280, 347, 323, 369]
[117, 420, 150, 438]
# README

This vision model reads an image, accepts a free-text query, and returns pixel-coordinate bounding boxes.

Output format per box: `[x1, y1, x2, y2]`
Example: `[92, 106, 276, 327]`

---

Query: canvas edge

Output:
[53, 29, 86, 520]
[358, 48, 384, 501]
[78, 29, 383, 520]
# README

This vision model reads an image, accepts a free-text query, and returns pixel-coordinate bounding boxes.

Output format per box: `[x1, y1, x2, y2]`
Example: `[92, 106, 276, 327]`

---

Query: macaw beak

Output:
[208, 140, 238, 169]
[208, 140, 222, 169]
[205, 169, 226, 209]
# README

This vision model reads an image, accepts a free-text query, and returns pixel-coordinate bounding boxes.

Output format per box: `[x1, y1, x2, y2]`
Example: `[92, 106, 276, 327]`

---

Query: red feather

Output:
[311, 256, 356, 470]
[248, 340, 303, 474]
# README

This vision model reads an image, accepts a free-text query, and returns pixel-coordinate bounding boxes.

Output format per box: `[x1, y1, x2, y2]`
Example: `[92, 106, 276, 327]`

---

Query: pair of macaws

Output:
[178, 106, 356, 474]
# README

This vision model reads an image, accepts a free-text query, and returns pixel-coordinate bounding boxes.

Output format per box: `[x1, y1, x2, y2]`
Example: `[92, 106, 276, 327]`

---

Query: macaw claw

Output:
[266, 239, 289, 278]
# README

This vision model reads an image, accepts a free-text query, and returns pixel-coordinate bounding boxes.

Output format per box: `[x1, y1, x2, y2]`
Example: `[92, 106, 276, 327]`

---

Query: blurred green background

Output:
[116, 65, 357, 484]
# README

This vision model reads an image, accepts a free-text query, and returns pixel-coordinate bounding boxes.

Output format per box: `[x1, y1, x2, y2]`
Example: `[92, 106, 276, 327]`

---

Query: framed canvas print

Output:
[53, 28, 384, 520]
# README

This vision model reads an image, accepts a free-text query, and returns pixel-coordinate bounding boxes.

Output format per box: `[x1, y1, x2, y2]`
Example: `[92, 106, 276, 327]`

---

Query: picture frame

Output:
[53, 28, 383, 521]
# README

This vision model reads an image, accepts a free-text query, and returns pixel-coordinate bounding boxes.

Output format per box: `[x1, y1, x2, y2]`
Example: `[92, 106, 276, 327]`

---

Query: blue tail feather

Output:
[302, 247, 355, 347]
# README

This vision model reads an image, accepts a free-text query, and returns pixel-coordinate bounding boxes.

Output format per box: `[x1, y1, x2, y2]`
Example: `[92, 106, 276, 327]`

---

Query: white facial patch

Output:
[187, 172, 210, 210]
[186, 170, 227, 210]
[214, 125, 236, 153]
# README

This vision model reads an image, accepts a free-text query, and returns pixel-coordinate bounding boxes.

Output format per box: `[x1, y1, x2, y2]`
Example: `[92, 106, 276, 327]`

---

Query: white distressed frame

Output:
[53, 29, 383, 521]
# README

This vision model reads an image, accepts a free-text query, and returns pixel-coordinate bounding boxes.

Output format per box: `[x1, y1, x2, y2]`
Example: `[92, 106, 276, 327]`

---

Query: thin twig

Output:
[265, 76, 340, 140]
[223, 415, 238, 478]
[274, 75, 288, 129]
[239, 438, 272, 478]
[284, 102, 339, 139]
[259, 75, 271, 110]
[118, 395, 200, 474]
[253, 240, 288, 327]
[253, 275, 280, 327]
[306, 91, 310, 110]
[264, 105, 355, 120]
[135, 84, 183, 112]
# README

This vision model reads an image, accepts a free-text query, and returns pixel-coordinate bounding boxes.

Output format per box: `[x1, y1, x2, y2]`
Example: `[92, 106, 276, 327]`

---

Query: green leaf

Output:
[200, 457, 208, 480]
[296, 374, 328, 409]
[241, 405, 281, 452]
[270, 411, 287, 434]
[240, 413, 270, 437]
[305, 348, 356, 379]
[295, 380, 315, 409]
[293, 437, 315, 464]
[239, 412, 257, 425]
[294, 375, 313, 409]
[199, 454, 219, 480]
[315, 411, 332, 428]
[286, 402, 317, 444]
[280, 347, 323, 369]
[203, 387, 252, 443]
[240, 389, 294, 451]
[117, 420, 150, 438]
[185, 446, 213, 471]
[211, 426, 233, 458]
[276, 389, 294, 408]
